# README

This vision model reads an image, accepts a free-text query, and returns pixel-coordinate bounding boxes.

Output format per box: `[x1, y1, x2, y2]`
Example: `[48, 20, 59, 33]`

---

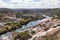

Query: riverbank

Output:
[0, 18, 32, 35]
[0, 14, 52, 40]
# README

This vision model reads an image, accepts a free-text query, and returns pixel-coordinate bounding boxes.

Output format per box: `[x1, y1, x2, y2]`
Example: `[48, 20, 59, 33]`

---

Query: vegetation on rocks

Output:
[13, 32, 32, 40]
[0, 18, 32, 35]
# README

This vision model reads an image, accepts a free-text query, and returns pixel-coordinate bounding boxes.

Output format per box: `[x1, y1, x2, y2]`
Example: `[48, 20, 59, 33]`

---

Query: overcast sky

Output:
[0, 0, 60, 9]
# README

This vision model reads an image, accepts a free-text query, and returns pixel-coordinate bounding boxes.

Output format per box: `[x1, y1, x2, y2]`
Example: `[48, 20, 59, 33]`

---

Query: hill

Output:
[0, 8, 60, 19]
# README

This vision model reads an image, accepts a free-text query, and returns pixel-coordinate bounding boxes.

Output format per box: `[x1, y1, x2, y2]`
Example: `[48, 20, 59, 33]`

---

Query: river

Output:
[0, 14, 53, 40]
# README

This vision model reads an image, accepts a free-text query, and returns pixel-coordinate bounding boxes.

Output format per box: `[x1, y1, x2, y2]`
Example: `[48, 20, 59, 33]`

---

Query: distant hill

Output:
[0, 8, 14, 14]
[45, 8, 60, 19]
[13, 9, 57, 14]
[0, 8, 57, 14]
[0, 8, 60, 18]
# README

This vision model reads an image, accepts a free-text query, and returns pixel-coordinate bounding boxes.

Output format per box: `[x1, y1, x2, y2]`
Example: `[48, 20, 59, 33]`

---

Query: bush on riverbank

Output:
[0, 18, 32, 35]
[13, 32, 32, 40]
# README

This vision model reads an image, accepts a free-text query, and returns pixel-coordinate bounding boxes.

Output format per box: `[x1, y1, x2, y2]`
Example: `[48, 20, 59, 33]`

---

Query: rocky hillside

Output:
[0, 8, 60, 18]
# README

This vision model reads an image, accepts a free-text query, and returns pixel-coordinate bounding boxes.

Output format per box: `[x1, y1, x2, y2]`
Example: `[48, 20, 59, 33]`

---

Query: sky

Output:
[0, 0, 60, 9]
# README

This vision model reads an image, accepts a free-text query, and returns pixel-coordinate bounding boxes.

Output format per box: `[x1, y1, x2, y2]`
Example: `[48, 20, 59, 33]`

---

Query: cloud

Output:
[0, 0, 59, 9]
[2, 0, 10, 3]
